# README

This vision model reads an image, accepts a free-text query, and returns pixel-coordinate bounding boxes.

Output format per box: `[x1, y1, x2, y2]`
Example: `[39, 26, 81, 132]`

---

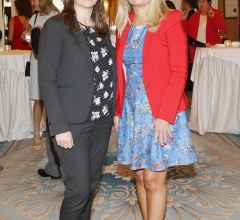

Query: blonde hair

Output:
[39, 0, 60, 15]
[115, 0, 170, 37]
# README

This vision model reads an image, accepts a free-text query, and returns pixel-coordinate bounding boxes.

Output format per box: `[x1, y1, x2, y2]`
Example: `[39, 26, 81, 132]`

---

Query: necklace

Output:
[130, 23, 148, 29]
[199, 15, 207, 24]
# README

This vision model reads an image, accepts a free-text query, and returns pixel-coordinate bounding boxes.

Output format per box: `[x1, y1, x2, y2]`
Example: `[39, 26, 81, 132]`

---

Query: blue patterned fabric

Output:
[117, 25, 198, 171]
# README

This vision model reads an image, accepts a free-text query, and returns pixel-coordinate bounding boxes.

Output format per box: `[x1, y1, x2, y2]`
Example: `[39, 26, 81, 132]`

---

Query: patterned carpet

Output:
[0, 129, 240, 220]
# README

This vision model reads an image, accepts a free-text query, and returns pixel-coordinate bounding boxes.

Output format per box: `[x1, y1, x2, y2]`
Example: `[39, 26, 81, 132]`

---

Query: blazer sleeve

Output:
[114, 32, 121, 117]
[188, 35, 206, 47]
[157, 12, 188, 123]
[38, 17, 70, 136]
[208, 9, 226, 31]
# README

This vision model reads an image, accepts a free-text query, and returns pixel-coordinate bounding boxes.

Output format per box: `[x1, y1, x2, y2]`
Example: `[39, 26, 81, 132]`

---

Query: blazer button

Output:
[49, 122, 51, 125]
[145, 83, 150, 87]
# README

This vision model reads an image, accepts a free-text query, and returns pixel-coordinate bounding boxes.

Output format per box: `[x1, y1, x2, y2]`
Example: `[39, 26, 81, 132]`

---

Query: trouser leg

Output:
[54, 115, 113, 220]
[44, 130, 61, 177]
[44, 117, 61, 177]
[185, 63, 193, 91]
[82, 115, 113, 220]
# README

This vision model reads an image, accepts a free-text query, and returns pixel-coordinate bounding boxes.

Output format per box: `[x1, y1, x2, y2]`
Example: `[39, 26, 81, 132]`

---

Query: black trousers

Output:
[45, 117, 61, 177]
[53, 115, 113, 220]
[185, 63, 193, 91]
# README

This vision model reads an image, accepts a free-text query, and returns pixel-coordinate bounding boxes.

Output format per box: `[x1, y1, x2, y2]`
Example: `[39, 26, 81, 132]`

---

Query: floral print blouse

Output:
[79, 22, 114, 122]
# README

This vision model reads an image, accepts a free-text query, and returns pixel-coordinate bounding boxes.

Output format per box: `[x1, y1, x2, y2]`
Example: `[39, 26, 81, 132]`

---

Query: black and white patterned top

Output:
[79, 22, 114, 122]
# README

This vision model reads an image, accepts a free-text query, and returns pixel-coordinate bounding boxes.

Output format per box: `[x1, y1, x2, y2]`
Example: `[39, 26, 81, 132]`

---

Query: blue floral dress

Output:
[117, 25, 198, 172]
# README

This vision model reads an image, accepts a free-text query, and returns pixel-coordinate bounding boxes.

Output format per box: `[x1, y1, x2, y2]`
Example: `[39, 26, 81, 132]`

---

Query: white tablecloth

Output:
[190, 47, 240, 135]
[0, 50, 33, 141]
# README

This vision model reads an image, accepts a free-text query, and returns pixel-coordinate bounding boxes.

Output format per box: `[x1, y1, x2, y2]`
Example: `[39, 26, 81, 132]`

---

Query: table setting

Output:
[0, 49, 33, 141]
[189, 41, 240, 135]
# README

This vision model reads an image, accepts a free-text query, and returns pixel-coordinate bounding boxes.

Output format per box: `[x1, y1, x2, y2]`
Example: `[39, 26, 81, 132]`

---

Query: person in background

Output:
[182, 0, 226, 91]
[37, 122, 61, 179]
[29, 0, 59, 151]
[38, 0, 117, 219]
[114, 0, 198, 219]
[8, 0, 33, 50]
[181, 0, 197, 91]
[29, 23, 61, 179]
[181, 0, 196, 21]
[182, 0, 226, 63]
[165, 0, 176, 9]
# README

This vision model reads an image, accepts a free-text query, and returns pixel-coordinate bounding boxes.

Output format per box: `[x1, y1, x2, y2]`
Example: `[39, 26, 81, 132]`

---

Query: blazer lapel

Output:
[143, 29, 152, 62]
[72, 30, 94, 76]
[117, 18, 131, 83]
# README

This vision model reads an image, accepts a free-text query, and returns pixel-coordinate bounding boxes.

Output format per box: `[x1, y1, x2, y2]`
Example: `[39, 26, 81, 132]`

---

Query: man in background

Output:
[181, 0, 196, 21]
[181, 0, 196, 91]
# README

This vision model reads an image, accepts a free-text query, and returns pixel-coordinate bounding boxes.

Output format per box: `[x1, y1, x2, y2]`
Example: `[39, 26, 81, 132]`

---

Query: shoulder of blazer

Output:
[43, 14, 68, 32]
[161, 10, 182, 27]
[42, 14, 70, 43]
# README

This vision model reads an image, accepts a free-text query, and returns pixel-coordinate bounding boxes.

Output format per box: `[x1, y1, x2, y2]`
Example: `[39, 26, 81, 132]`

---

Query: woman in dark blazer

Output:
[38, 0, 117, 219]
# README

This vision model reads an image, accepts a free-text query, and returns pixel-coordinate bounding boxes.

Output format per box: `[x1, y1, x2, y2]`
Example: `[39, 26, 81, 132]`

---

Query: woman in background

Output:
[114, 0, 198, 219]
[29, 0, 59, 151]
[8, 0, 33, 50]
[182, 0, 226, 91]
[182, 0, 226, 62]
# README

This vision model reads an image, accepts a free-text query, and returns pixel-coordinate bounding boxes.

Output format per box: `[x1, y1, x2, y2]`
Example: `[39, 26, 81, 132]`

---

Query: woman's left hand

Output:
[205, 42, 211, 47]
[113, 116, 119, 131]
[151, 118, 173, 146]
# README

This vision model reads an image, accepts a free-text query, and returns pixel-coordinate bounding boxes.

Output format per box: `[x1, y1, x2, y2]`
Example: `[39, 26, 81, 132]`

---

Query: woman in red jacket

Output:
[182, 0, 226, 62]
[114, 0, 198, 219]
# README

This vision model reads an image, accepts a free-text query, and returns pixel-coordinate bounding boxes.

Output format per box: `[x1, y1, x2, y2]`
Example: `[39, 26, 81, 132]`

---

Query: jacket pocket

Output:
[58, 84, 74, 88]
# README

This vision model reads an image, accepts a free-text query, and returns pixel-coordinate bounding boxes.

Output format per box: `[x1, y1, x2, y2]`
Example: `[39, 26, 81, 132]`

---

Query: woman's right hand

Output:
[151, 118, 173, 146]
[113, 116, 119, 131]
[55, 131, 74, 149]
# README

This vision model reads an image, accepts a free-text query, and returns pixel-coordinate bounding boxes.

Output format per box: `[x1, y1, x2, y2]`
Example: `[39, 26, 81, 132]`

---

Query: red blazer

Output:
[184, 8, 226, 62]
[115, 11, 188, 124]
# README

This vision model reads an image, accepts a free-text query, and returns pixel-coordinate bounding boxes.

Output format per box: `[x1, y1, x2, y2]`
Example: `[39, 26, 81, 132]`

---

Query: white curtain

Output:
[211, 0, 218, 9]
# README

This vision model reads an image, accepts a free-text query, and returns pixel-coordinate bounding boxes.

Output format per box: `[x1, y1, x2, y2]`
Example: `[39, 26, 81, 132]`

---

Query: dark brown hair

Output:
[39, 0, 60, 15]
[165, 0, 176, 10]
[14, 0, 33, 19]
[183, 0, 196, 8]
[61, 0, 108, 38]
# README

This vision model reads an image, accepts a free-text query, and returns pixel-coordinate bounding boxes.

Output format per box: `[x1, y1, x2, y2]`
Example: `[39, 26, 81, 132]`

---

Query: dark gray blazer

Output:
[38, 15, 117, 137]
